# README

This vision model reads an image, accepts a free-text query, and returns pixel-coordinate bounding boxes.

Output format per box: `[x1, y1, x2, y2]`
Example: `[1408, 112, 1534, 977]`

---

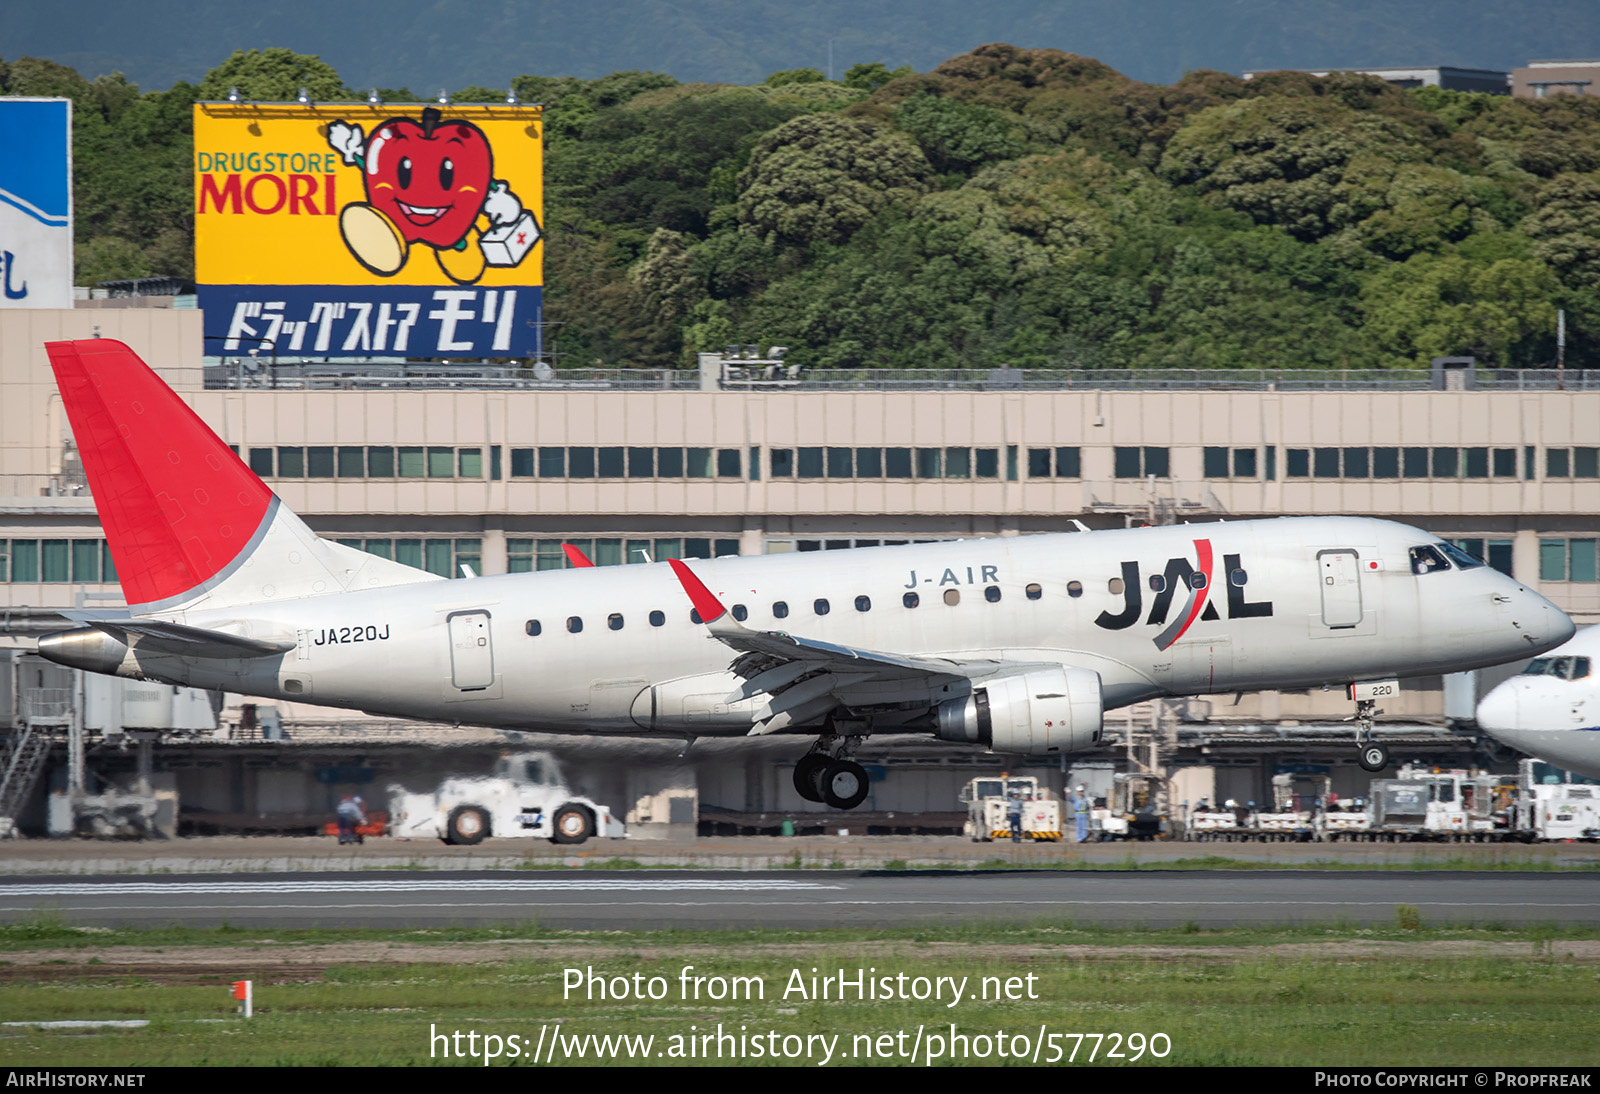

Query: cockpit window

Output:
[1436, 542, 1485, 570]
[1520, 656, 1592, 680]
[1409, 545, 1450, 575]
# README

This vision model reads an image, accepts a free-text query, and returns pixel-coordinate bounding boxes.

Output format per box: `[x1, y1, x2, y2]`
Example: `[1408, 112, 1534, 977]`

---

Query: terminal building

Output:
[1, 308, 1597, 838]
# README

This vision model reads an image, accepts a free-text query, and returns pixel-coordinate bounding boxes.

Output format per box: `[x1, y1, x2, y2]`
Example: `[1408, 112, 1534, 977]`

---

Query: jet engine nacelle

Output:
[935, 666, 1104, 754]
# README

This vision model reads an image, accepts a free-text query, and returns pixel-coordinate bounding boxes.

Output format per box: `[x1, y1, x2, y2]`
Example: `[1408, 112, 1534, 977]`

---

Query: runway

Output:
[5, 869, 1599, 928]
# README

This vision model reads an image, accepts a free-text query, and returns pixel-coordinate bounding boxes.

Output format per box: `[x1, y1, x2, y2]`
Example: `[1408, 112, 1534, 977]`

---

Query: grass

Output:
[1, 917, 1597, 1066]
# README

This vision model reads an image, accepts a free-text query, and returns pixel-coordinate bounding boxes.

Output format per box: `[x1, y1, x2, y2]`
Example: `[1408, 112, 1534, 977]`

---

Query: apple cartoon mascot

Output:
[327, 107, 539, 284]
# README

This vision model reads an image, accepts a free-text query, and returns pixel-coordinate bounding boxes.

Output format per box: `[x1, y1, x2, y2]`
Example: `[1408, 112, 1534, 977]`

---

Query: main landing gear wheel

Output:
[794, 754, 830, 803]
[445, 804, 489, 845]
[551, 803, 594, 845]
[821, 760, 870, 810]
[1358, 743, 1390, 772]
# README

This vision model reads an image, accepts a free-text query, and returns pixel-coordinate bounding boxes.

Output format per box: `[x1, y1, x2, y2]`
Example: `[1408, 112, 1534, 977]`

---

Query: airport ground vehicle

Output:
[387, 752, 625, 845]
[959, 774, 1062, 841]
[1092, 772, 1168, 840]
[1184, 762, 1593, 843]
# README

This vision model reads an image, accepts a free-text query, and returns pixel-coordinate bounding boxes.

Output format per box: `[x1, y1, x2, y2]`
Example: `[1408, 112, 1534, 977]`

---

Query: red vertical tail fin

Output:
[46, 339, 275, 610]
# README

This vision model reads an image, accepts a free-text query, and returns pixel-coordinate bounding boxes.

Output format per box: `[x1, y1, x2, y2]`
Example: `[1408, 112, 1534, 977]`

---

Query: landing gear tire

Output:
[794, 754, 830, 803]
[821, 760, 870, 810]
[551, 803, 594, 845]
[1358, 744, 1390, 773]
[445, 805, 489, 846]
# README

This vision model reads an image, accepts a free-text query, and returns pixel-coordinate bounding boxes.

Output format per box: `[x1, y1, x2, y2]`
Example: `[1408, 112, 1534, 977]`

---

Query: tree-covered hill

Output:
[5, 44, 1598, 370]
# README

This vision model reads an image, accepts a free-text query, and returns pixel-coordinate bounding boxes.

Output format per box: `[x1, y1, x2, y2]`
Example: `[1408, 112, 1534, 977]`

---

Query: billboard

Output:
[0, 98, 73, 309]
[194, 102, 543, 357]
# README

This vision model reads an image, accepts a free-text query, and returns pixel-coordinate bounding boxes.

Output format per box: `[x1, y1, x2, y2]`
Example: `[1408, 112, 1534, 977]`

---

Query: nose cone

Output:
[1507, 587, 1575, 656]
[1475, 678, 1521, 733]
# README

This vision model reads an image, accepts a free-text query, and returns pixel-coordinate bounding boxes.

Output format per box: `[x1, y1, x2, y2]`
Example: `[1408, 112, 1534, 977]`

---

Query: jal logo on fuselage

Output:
[1093, 538, 1272, 650]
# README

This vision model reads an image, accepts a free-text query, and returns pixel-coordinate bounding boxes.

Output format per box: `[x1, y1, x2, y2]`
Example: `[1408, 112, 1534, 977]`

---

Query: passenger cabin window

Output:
[903, 592, 919, 608]
[773, 601, 789, 619]
[732, 604, 748, 622]
[944, 589, 961, 606]
[1230, 569, 1248, 587]
[1189, 572, 1207, 590]
[814, 599, 830, 616]
[567, 617, 583, 633]
[1149, 575, 1167, 593]
[690, 609, 703, 624]
[649, 610, 665, 627]
[1067, 581, 1083, 598]
[984, 586, 1001, 603]
[854, 596, 871, 612]
[525, 620, 541, 636]
[1409, 545, 1450, 575]
[608, 613, 624, 631]
[1025, 583, 1042, 600]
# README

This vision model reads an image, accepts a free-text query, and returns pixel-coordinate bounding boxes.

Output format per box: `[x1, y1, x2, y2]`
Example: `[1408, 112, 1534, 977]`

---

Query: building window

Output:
[1205, 447, 1259, 479]
[1, 538, 115, 584]
[1115, 447, 1168, 478]
[1541, 539, 1599, 583]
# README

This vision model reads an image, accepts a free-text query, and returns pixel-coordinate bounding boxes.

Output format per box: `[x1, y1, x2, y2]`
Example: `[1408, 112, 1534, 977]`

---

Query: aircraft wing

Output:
[668, 559, 1052, 734]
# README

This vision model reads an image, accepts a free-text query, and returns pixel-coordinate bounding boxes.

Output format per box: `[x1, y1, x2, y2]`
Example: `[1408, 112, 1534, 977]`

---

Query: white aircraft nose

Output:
[1509, 590, 1576, 653]
[1475, 679, 1520, 732]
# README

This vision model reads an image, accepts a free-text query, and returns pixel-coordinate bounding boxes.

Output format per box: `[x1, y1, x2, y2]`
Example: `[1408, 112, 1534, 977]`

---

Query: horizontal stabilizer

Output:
[87, 618, 294, 659]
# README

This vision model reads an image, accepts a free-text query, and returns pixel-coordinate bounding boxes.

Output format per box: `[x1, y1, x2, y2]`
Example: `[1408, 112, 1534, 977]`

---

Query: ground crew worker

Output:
[336, 794, 366, 845]
[1073, 784, 1091, 842]
[1007, 789, 1024, 843]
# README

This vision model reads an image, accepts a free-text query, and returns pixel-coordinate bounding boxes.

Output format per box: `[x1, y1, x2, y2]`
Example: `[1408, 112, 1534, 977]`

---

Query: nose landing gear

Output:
[793, 736, 871, 810]
[1352, 698, 1390, 772]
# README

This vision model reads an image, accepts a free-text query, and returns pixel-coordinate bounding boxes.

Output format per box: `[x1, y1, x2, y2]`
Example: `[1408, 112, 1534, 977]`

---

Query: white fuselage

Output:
[1477, 626, 1600, 779]
[106, 515, 1568, 742]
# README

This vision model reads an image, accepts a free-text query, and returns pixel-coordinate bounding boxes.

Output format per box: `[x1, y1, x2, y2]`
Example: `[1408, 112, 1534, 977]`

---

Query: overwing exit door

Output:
[1317, 550, 1363, 628]
[447, 610, 495, 690]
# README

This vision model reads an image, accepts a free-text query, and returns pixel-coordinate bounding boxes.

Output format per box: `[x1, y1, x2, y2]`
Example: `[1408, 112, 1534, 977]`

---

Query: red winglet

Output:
[668, 559, 727, 624]
[563, 543, 595, 568]
[45, 339, 274, 609]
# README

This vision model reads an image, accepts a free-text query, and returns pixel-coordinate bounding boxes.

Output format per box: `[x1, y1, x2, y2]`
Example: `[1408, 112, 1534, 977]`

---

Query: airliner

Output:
[1476, 626, 1600, 780]
[35, 340, 1575, 810]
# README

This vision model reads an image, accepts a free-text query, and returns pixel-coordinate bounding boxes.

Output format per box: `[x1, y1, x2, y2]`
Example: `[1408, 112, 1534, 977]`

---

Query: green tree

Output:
[1159, 96, 1422, 239]
[843, 62, 914, 92]
[196, 49, 349, 102]
[1359, 254, 1560, 367]
[1521, 173, 1600, 290]
[736, 114, 933, 248]
[892, 93, 1023, 176]
[764, 68, 825, 88]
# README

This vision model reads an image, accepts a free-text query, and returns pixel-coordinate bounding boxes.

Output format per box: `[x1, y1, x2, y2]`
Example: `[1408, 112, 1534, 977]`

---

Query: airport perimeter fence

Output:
[200, 363, 1600, 393]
